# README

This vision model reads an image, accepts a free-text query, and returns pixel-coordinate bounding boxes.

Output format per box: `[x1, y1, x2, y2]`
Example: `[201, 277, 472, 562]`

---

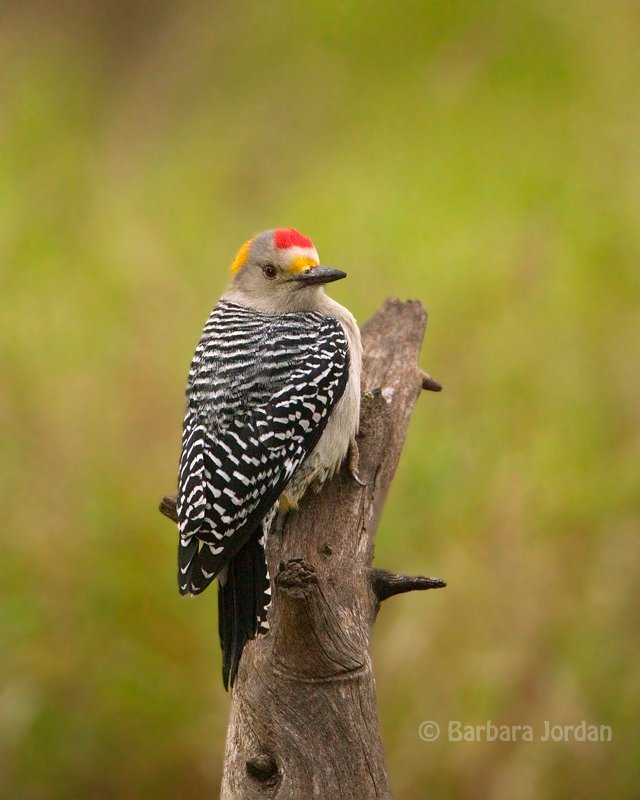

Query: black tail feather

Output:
[218, 529, 269, 690]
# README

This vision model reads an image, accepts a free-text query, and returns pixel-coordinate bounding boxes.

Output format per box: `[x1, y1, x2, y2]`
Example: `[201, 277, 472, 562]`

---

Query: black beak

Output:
[290, 266, 347, 286]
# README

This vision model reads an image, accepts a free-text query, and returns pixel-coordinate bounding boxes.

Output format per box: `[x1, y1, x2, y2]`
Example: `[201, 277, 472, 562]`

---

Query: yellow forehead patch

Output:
[288, 256, 319, 274]
[230, 239, 252, 274]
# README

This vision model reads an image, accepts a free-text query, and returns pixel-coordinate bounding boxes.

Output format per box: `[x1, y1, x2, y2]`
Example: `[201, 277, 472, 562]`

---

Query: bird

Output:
[176, 228, 363, 689]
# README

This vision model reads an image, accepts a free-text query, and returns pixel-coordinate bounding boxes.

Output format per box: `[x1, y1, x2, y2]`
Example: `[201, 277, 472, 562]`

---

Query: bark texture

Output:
[160, 298, 443, 799]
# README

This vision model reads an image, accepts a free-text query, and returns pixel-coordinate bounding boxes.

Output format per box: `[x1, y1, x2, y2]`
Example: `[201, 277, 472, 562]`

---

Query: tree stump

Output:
[160, 298, 444, 799]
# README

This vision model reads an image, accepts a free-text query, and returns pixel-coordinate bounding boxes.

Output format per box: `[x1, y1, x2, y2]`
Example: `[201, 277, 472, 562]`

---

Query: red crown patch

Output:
[274, 228, 314, 250]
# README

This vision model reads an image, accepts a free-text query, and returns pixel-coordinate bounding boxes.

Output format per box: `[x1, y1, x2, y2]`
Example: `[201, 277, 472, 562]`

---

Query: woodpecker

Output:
[177, 228, 362, 688]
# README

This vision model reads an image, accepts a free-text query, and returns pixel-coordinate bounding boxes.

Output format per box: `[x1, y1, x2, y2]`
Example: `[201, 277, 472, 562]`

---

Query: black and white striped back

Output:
[176, 300, 350, 686]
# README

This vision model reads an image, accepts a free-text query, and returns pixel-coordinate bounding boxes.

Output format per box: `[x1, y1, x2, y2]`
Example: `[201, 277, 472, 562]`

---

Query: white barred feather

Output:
[176, 300, 350, 628]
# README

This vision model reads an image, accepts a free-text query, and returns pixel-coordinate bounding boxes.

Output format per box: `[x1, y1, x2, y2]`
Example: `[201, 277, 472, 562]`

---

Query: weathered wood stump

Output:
[161, 298, 444, 799]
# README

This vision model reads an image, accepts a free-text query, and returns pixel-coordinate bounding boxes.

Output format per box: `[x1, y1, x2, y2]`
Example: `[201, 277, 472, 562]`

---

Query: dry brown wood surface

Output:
[160, 297, 444, 799]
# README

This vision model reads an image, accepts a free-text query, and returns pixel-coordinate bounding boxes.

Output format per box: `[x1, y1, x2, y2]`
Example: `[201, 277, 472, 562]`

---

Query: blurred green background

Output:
[2, 1, 639, 798]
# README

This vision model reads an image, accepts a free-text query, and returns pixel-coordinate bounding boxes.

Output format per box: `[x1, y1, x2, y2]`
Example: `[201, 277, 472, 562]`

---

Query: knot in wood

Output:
[276, 558, 318, 598]
[246, 754, 279, 787]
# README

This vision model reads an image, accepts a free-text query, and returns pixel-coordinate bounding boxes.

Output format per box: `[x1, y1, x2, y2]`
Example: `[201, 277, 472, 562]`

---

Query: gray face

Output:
[229, 230, 346, 313]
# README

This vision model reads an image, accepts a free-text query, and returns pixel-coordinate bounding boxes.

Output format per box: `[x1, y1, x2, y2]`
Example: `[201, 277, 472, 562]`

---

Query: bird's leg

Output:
[272, 508, 290, 538]
[348, 437, 366, 486]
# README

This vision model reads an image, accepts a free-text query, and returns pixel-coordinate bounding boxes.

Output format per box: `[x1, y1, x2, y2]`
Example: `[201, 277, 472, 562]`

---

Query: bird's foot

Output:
[348, 438, 366, 486]
[272, 508, 290, 538]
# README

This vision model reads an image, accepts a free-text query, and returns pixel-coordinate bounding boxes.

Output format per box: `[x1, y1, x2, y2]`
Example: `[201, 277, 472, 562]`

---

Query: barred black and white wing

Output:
[177, 299, 348, 643]
[177, 301, 349, 686]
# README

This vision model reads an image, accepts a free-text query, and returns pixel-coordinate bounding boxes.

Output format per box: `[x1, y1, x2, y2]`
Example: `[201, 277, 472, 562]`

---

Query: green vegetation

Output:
[2, 2, 638, 797]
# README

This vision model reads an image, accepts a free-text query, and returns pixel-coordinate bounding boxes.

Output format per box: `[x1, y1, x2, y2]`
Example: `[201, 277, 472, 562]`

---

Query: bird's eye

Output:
[262, 264, 277, 279]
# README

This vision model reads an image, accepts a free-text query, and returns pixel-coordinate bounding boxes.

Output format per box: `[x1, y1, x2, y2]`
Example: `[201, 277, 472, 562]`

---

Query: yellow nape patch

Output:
[230, 239, 252, 274]
[279, 494, 298, 512]
[288, 256, 319, 274]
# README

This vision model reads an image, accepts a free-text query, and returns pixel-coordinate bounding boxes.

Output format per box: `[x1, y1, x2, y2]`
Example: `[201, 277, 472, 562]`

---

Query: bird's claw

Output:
[351, 470, 366, 487]
[348, 438, 366, 487]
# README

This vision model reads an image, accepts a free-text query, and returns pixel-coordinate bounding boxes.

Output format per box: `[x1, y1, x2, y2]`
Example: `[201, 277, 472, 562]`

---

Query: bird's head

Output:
[227, 228, 346, 313]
